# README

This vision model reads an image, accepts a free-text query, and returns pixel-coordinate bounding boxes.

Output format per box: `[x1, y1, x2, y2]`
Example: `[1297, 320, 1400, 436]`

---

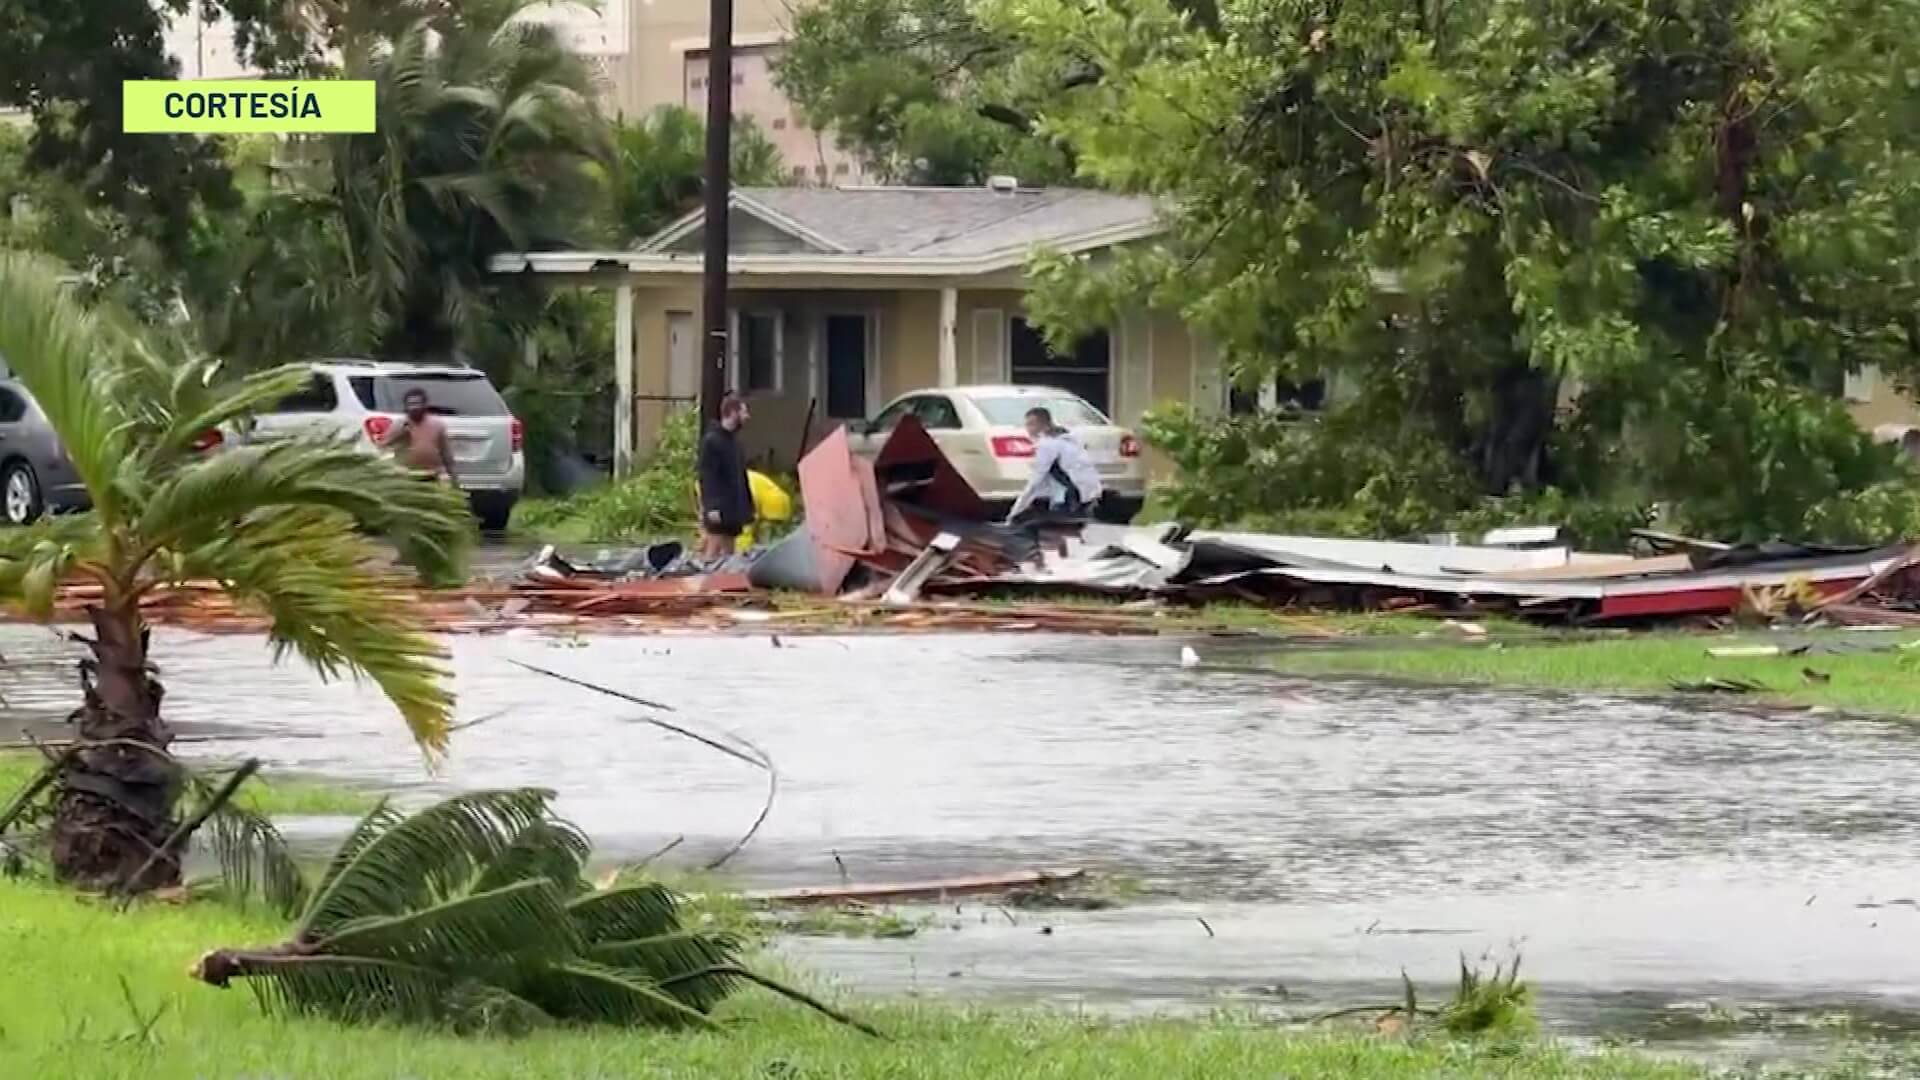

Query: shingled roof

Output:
[491, 184, 1165, 278]
[641, 185, 1162, 260]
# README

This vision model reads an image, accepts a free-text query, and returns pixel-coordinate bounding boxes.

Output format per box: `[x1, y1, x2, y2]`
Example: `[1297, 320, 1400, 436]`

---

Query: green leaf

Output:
[297, 789, 557, 941]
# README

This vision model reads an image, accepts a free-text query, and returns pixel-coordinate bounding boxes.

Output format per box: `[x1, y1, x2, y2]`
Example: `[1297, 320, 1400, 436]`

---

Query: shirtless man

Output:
[382, 388, 458, 484]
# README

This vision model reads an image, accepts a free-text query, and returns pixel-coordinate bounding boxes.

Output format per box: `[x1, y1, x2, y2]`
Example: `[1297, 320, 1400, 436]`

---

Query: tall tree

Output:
[609, 106, 786, 245]
[0, 0, 324, 257]
[330, 6, 611, 358]
[776, 0, 1074, 184]
[996, 0, 1920, 540]
[0, 251, 470, 893]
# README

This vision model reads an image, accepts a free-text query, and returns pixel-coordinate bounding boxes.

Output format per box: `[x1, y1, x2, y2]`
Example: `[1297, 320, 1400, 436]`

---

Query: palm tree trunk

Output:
[48, 605, 181, 892]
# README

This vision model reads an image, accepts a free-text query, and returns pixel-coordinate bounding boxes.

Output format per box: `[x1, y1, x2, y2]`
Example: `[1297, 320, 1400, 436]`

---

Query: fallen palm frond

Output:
[191, 788, 881, 1038]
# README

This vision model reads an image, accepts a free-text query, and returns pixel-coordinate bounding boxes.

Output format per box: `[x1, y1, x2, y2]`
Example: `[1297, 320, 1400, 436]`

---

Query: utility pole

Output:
[698, 0, 734, 424]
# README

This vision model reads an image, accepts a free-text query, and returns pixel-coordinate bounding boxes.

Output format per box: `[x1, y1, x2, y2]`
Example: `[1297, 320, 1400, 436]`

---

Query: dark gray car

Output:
[0, 377, 86, 524]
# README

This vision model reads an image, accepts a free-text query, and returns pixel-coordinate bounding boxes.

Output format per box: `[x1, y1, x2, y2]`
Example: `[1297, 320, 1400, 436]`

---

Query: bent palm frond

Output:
[297, 789, 557, 940]
[471, 818, 592, 896]
[0, 513, 104, 616]
[520, 960, 720, 1030]
[197, 789, 841, 1035]
[170, 501, 459, 752]
[323, 878, 582, 966]
[142, 439, 471, 580]
[0, 253, 135, 516]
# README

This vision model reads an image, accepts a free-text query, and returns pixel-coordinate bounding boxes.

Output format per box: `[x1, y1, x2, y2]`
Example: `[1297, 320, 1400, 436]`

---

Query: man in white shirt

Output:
[1006, 406, 1105, 524]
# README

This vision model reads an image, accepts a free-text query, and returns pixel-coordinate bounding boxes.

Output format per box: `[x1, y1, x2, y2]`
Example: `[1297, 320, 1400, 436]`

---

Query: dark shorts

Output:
[704, 519, 743, 539]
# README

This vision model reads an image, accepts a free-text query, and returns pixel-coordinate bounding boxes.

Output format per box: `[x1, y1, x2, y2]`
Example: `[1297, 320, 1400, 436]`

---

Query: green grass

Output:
[0, 753, 378, 817]
[1269, 632, 1920, 716]
[0, 878, 1706, 1079]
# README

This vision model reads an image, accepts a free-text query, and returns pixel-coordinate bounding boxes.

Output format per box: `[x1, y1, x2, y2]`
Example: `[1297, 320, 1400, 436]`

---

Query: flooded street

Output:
[6, 623, 1920, 1056]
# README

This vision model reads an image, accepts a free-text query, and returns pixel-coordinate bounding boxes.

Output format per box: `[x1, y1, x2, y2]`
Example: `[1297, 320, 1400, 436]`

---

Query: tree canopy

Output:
[777, 0, 1074, 184]
[610, 106, 786, 245]
[989, 0, 1920, 541]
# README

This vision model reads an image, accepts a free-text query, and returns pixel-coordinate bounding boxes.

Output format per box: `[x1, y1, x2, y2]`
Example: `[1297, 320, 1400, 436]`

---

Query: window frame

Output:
[728, 309, 785, 396]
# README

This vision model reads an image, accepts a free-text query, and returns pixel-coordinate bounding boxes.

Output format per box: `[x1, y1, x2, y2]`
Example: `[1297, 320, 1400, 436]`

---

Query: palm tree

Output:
[329, 4, 613, 358]
[192, 789, 746, 1030]
[0, 251, 472, 893]
[610, 106, 789, 245]
[192, 788, 883, 1038]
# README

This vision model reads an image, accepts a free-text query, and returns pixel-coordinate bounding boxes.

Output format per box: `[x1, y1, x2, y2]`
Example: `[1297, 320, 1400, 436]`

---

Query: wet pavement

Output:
[5, 624, 1920, 1059]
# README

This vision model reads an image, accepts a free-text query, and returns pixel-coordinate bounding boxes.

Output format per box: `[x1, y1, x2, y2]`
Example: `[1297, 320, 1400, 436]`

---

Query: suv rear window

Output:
[972, 394, 1107, 428]
[348, 373, 508, 416]
[273, 373, 339, 413]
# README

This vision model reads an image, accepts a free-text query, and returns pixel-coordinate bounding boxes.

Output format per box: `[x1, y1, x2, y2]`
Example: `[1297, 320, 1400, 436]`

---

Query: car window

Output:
[369, 373, 508, 416]
[972, 393, 1108, 427]
[272, 373, 339, 414]
[871, 398, 917, 433]
[913, 395, 962, 430]
[0, 387, 27, 424]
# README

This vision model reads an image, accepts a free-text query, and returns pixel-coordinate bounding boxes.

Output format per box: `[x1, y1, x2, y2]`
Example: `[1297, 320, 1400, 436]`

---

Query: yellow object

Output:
[736, 470, 794, 551]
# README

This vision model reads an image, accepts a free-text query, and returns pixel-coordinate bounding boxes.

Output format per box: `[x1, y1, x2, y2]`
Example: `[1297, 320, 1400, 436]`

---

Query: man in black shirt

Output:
[697, 393, 754, 559]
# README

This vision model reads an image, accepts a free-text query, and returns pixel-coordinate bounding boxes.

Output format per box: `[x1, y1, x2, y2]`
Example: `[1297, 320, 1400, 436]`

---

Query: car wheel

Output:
[3, 461, 43, 525]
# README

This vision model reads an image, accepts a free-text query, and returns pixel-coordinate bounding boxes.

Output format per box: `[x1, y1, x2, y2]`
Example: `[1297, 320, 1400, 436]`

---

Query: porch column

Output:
[937, 286, 958, 386]
[522, 333, 539, 372]
[614, 281, 634, 477]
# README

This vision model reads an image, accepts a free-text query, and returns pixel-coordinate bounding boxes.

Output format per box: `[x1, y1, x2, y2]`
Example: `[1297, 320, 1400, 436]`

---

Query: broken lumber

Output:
[746, 868, 1087, 906]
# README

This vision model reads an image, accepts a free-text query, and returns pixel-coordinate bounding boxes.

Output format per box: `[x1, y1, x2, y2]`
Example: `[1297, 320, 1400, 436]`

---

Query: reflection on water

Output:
[6, 625, 1920, 1058]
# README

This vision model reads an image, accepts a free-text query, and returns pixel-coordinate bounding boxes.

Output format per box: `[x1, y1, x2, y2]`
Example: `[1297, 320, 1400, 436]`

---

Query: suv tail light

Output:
[1119, 434, 1141, 458]
[364, 415, 394, 442]
[990, 434, 1035, 458]
[510, 417, 524, 452]
[189, 429, 223, 452]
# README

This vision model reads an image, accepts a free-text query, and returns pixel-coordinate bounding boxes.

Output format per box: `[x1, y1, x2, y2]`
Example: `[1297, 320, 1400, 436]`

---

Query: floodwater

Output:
[6, 624, 1920, 1060]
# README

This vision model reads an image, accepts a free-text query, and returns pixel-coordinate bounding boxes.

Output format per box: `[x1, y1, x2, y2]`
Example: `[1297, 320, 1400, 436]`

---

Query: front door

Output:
[825, 314, 868, 419]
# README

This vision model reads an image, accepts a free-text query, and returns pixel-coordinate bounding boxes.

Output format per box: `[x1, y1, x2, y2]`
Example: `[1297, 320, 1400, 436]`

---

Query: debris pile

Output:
[14, 414, 1919, 634]
[755, 414, 1920, 624]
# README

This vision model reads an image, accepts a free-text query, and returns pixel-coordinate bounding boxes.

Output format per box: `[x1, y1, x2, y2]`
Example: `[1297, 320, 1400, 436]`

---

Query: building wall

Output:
[622, 279, 1212, 473]
[680, 44, 871, 185]
[1843, 365, 1920, 437]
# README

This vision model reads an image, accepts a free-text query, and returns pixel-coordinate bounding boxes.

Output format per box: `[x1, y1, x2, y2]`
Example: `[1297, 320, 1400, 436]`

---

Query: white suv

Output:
[242, 359, 525, 531]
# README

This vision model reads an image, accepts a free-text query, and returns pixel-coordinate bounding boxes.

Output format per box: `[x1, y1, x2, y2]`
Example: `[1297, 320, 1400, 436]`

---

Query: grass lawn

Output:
[1268, 631, 1920, 716]
[0, 879, 1707, 1080]
[0, 752, 378, 817]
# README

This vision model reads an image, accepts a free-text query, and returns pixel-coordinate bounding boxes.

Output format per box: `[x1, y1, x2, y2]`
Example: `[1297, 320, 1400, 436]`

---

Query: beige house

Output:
[491, 184, 1225, 472]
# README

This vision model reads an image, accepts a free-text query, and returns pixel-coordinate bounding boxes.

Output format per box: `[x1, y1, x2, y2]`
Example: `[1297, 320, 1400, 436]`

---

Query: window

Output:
[1229, 374, 1327, 417]
[833, 163, 849, 176]
[365, 373, 509, 415]
[790, 165, 807, 180]
[913, 395, 962, 430]
[1009, 317, 1111, 416]
[813, 164, 827, 180]
[272, 372, 339, 414]
[772, 117, 787, 130]
[871, 398, 916, 432]
[0, 387, 27, 424]
[731, 311, 782, 394]
[731, 72, 744, 85]
[691, 76, 704, 89]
